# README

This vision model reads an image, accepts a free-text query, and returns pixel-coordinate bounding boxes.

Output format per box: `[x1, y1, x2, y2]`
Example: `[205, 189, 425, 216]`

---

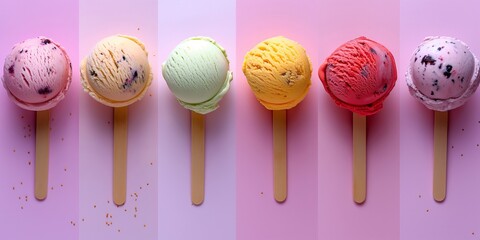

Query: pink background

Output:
[399, 0, 480, 239]
[0, 0, 79, 239]
[78, 0, 158, 239]
[317, 0, 400, 240]
[236, 0, 320, 240]
[0, 0, 480, 239]
[157, 0, 236, 239]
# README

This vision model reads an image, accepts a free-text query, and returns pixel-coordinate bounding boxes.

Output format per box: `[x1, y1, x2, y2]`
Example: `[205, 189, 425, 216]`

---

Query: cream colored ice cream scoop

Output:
[80, 35, 153, 206]
[162, 37, 232, 114]
[81, 35, 153, 108]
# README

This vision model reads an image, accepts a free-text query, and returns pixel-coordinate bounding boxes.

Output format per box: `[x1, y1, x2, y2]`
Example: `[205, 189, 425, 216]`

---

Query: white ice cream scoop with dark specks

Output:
[406, 36, 480, 111]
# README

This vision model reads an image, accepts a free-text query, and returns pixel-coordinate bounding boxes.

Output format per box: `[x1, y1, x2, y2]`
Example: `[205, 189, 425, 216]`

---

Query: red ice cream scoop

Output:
[319, 37, 397, 115]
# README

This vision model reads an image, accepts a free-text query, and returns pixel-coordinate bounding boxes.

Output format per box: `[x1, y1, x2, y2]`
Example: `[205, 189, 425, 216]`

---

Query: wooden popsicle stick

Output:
[113, 106, 128, 206]
[35, 110, 50, 201]
[273, 110, 287, 203]
[353, 113, 366, 204]
[191, 111, 205, 206]
[433, 110, 448, 202]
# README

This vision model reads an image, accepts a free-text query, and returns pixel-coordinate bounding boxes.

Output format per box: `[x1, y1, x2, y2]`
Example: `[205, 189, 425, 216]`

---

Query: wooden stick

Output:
[191, 111, 205, 206]
[433, 110, 448, 202]
[35, 110, 50, 200]
[353, 113, 366, 204]
[273, 110, 287, 203]
[113, 106, 128, 206]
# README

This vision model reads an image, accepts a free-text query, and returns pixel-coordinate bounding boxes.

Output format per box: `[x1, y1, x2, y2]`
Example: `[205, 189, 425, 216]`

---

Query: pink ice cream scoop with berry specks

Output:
[2, 37, 72, 111]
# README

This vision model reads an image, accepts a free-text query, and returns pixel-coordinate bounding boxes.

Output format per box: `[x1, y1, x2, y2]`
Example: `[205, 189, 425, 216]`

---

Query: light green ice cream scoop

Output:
[162, 37, 233, 114]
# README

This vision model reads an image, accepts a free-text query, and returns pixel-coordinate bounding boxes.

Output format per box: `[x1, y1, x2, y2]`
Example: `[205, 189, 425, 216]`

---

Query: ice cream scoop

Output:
[2, 36, 72, 201]
[162, 37, 232, 205]
[406, 36, 480, 111]
[3, 37, 72, 111]
[319, 36, 397, 116]
[319, 36, 397, 203]
[242, 36, 312, 110]
[81, 34, 153, 206]
[405, 36, 480, 202]
[243, 36, 312, 202]
[162, 37, 232, 114]
[80, 35, 153, 107]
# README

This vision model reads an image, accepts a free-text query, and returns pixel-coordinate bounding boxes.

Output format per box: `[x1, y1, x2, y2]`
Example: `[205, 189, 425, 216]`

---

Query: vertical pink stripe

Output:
[78, 0, 158, 239]
[400, 0, 480, 239]
[236, 0, 320, 239]
[157, 0, 237, 239]
[0, 0, 79, 239]
[317, 0, 400, 239]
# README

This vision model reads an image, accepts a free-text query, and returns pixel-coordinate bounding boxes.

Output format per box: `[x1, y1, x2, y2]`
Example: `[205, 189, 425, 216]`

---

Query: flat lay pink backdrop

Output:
[0, 0, 80, 239]
[78, 0, 158, 239]
[399, 0, 480, 239]
[0, 0, 479, 239]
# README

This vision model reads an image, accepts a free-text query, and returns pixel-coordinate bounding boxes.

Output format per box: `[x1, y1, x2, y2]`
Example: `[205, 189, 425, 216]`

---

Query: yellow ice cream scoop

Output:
[242, 36, 312, 203]
[242, 36, 312, 110]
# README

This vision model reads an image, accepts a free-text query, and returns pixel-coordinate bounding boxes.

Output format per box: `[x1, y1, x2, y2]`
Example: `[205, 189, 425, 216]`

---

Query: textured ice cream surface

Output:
[406, 36, 480, 111]
[2, 37, 72, 111]
[242, 36, 312, 110]
[319, 37, 397, 116]
[81, 35, 153, 108]
[162, 37, 232, 114]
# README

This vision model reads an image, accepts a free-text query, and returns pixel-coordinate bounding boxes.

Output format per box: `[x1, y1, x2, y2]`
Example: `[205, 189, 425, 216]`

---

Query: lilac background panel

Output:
[399, 0, 480, 239]
[236, 0, 321, 239]
[157, 0, 236, 239]
[79, 0, 158, 239]
[0, 0, 80, 239]
[317, 0, 400, 240]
